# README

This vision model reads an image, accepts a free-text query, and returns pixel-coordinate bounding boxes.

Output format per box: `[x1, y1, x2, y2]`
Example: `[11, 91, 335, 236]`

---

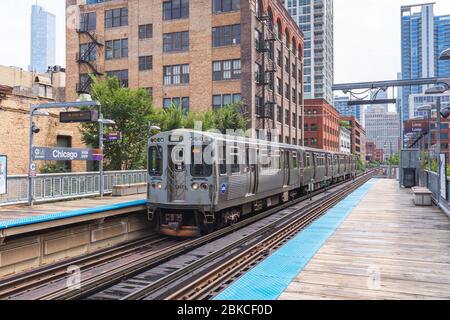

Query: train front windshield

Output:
[149, 146, 163, 176]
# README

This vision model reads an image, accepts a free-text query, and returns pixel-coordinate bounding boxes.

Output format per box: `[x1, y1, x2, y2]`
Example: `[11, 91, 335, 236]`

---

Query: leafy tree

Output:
[40, 163, 70, 174]
[208, 103, 249, 134]
[386, 153, 400, 166]
[356, 154, 366, 171]
[80, 76, 153, 170]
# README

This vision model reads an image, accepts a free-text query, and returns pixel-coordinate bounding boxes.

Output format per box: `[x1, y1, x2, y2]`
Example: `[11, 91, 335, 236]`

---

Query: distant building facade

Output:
[284, 0, 334, 104]
[341, 116, 366, 161]
[303, 98, 339, 152]
[0, 65, 86, 175]
[334, 96, 364, 125]
[339, 126, 351, 154]
[400, 3, 450, 121]
[408, 93, 450, 120]
[29, 4, 56, 73]
[66, 0, 305, 144]
[364, 109, 399, 161]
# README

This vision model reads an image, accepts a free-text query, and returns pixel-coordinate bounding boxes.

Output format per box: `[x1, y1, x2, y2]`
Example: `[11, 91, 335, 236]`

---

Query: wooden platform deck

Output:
[279, 179, 450, 300]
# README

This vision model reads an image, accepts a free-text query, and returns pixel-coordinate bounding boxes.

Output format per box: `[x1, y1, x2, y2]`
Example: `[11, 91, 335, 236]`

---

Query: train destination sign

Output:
[59, 110, 99, 123]
[32, 147, 102, 161]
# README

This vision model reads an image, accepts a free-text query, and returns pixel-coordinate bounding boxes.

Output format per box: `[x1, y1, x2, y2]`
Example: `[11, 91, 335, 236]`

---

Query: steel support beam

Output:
[333, 77, 450, 92]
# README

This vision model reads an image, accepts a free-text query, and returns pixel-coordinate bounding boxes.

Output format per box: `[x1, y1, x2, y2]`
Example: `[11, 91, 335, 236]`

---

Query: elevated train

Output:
[147, 129, 358, 237]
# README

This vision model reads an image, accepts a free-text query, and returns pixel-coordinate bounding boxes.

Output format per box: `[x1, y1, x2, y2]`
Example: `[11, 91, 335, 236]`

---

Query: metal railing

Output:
[0, 170, 147, 207]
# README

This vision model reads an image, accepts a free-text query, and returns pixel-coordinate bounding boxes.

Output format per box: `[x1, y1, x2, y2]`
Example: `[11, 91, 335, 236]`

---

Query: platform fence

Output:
[423, 170, 450, 216]
[0, 170, 147, 206]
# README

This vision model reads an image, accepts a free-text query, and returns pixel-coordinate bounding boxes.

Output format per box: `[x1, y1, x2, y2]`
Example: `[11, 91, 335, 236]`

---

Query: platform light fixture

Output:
[440, 48, 450, 61]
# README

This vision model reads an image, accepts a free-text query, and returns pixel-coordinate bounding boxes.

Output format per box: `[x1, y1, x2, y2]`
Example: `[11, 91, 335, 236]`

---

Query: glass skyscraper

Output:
[333, 96, 364, 126]
[400, 3, 450, 121]
[29, 4, 56, 73]
[285, 0, 334, 104]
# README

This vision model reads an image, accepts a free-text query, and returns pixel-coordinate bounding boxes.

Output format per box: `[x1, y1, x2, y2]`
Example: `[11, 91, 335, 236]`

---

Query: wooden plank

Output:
[279, 179, 450, 300]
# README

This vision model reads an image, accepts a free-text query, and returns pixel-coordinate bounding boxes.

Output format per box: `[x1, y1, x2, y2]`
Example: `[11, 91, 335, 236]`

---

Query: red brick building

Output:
[304, 99, 340, 152]
[366, 142, 384, 162]
[404, 118, 450, 163]
[341, 116, 366, 160]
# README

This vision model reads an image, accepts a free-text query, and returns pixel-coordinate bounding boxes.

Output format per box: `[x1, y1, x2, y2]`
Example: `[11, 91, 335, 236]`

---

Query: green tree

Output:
[208, 103, 249, 134]
[80, 76, 154, 170]
[356, 154, 366, 171]
[387, 153, 400, 166]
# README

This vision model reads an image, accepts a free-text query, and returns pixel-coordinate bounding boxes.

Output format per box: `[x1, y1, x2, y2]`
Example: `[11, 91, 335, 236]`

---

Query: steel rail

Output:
[0, 234, 166, 299]
[17, 171, 370, 300]
[122, 171, 374, 300]
[165, 174, 372, 300]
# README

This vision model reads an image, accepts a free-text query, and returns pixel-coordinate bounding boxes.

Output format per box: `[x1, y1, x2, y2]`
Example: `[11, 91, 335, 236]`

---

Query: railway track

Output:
[122, 170, 374, 300]
[1, 171, 374, 300]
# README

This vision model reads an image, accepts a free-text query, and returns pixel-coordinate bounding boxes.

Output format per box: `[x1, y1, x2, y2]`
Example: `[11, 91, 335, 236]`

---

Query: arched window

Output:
[276, 19, 282, 40]
[292, 37, 297, 55]
[267, 7, 274, 30]
[285, 29, 290, 48]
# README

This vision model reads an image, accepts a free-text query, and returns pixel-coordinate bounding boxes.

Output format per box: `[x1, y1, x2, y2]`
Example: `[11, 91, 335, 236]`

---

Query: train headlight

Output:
[157, 182, 162, 189]
[191, 183, 199, 191]
[201, 183, 209, 191]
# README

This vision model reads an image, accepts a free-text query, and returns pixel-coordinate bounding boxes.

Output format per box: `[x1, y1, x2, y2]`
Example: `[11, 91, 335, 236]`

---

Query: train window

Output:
[306, 154, 310, 167]
[191, 146, 212, 177]
[231, 146, 240, 174]
[293, 152, 298, 169]
[148, 146, 163, 176]
[219, 146, 227, 175]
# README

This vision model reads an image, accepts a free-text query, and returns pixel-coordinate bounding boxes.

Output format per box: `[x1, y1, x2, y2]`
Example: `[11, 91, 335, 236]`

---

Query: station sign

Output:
[29, 162, 37, 178]
[59, 110, 99, 123]
[32, 147, 103, 161]
[404, 121, 428, 134]
[105, 132, 121, 142]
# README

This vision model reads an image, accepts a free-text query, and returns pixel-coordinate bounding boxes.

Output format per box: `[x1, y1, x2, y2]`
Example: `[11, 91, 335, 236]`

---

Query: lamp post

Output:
[440, 48, 450, 61]
[98, 116, 116, 198]
[425, 84, 450, 204]
[28, 108, 50, 206]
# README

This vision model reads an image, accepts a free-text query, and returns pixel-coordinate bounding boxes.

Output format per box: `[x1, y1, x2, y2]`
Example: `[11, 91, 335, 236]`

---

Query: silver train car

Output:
[147, 129, 358, 237]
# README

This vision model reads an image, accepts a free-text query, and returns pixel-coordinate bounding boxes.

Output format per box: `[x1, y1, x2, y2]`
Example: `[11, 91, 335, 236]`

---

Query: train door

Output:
[283, 150, 290, 186]
[246, 147, 257, 195]
[168, 145, 186, 202]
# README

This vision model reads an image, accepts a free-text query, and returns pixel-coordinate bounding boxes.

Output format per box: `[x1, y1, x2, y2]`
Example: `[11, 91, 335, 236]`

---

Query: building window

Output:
[139, 24, 153, 39]
[304, 124, 308, 131]
[79, 73, 92, 92]
[292, 88, 297, 104]
[285, 57, 290, 73]
[79, 43, 96, 61]
[284, 83, 290, 100]
[139, 56, 153, 71]
[255, 63, 262, 83]
[292, 113, 297, 128]
[212, 24, 241, 47]
[285, 110, 290, 125]
[105, 39, 128, 59]
[277, 49, 282, 67]
[106, 70, 129, 87]
[163, 97, 190, 113]
[80, 12, 96, 31]
[163, 31, 189, 52]
[277, 77, 282, 95]
[213, 59, 241, 80]
[144, 87, 153, 99]
[277, 106, 282, 123]
[163, 64, 190, 85]
[105, 8, 128, 28]
[212, 93, 241, 109]
[311, 123, 318, 131]
[163, 0, 189, 20]
[213, 0, 240, 13]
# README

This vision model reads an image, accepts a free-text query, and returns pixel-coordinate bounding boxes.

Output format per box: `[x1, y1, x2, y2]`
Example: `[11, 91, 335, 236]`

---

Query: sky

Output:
[0, 0, 449, 83]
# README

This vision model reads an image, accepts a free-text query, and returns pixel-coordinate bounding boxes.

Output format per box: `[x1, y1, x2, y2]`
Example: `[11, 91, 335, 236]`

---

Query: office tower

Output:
[333, 96, 364, 125]
[364, 109, 400, 161]
[67, 0, 305, 144]
[400, 3, 450, 121]
[285, 0, 334, 104]
[29, 4, 56, 73]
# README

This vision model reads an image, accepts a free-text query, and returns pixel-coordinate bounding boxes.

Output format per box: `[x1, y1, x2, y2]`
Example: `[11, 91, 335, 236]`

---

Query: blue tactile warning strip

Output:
[214, 179, 378, 300]
[0, 200, 147, 230]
